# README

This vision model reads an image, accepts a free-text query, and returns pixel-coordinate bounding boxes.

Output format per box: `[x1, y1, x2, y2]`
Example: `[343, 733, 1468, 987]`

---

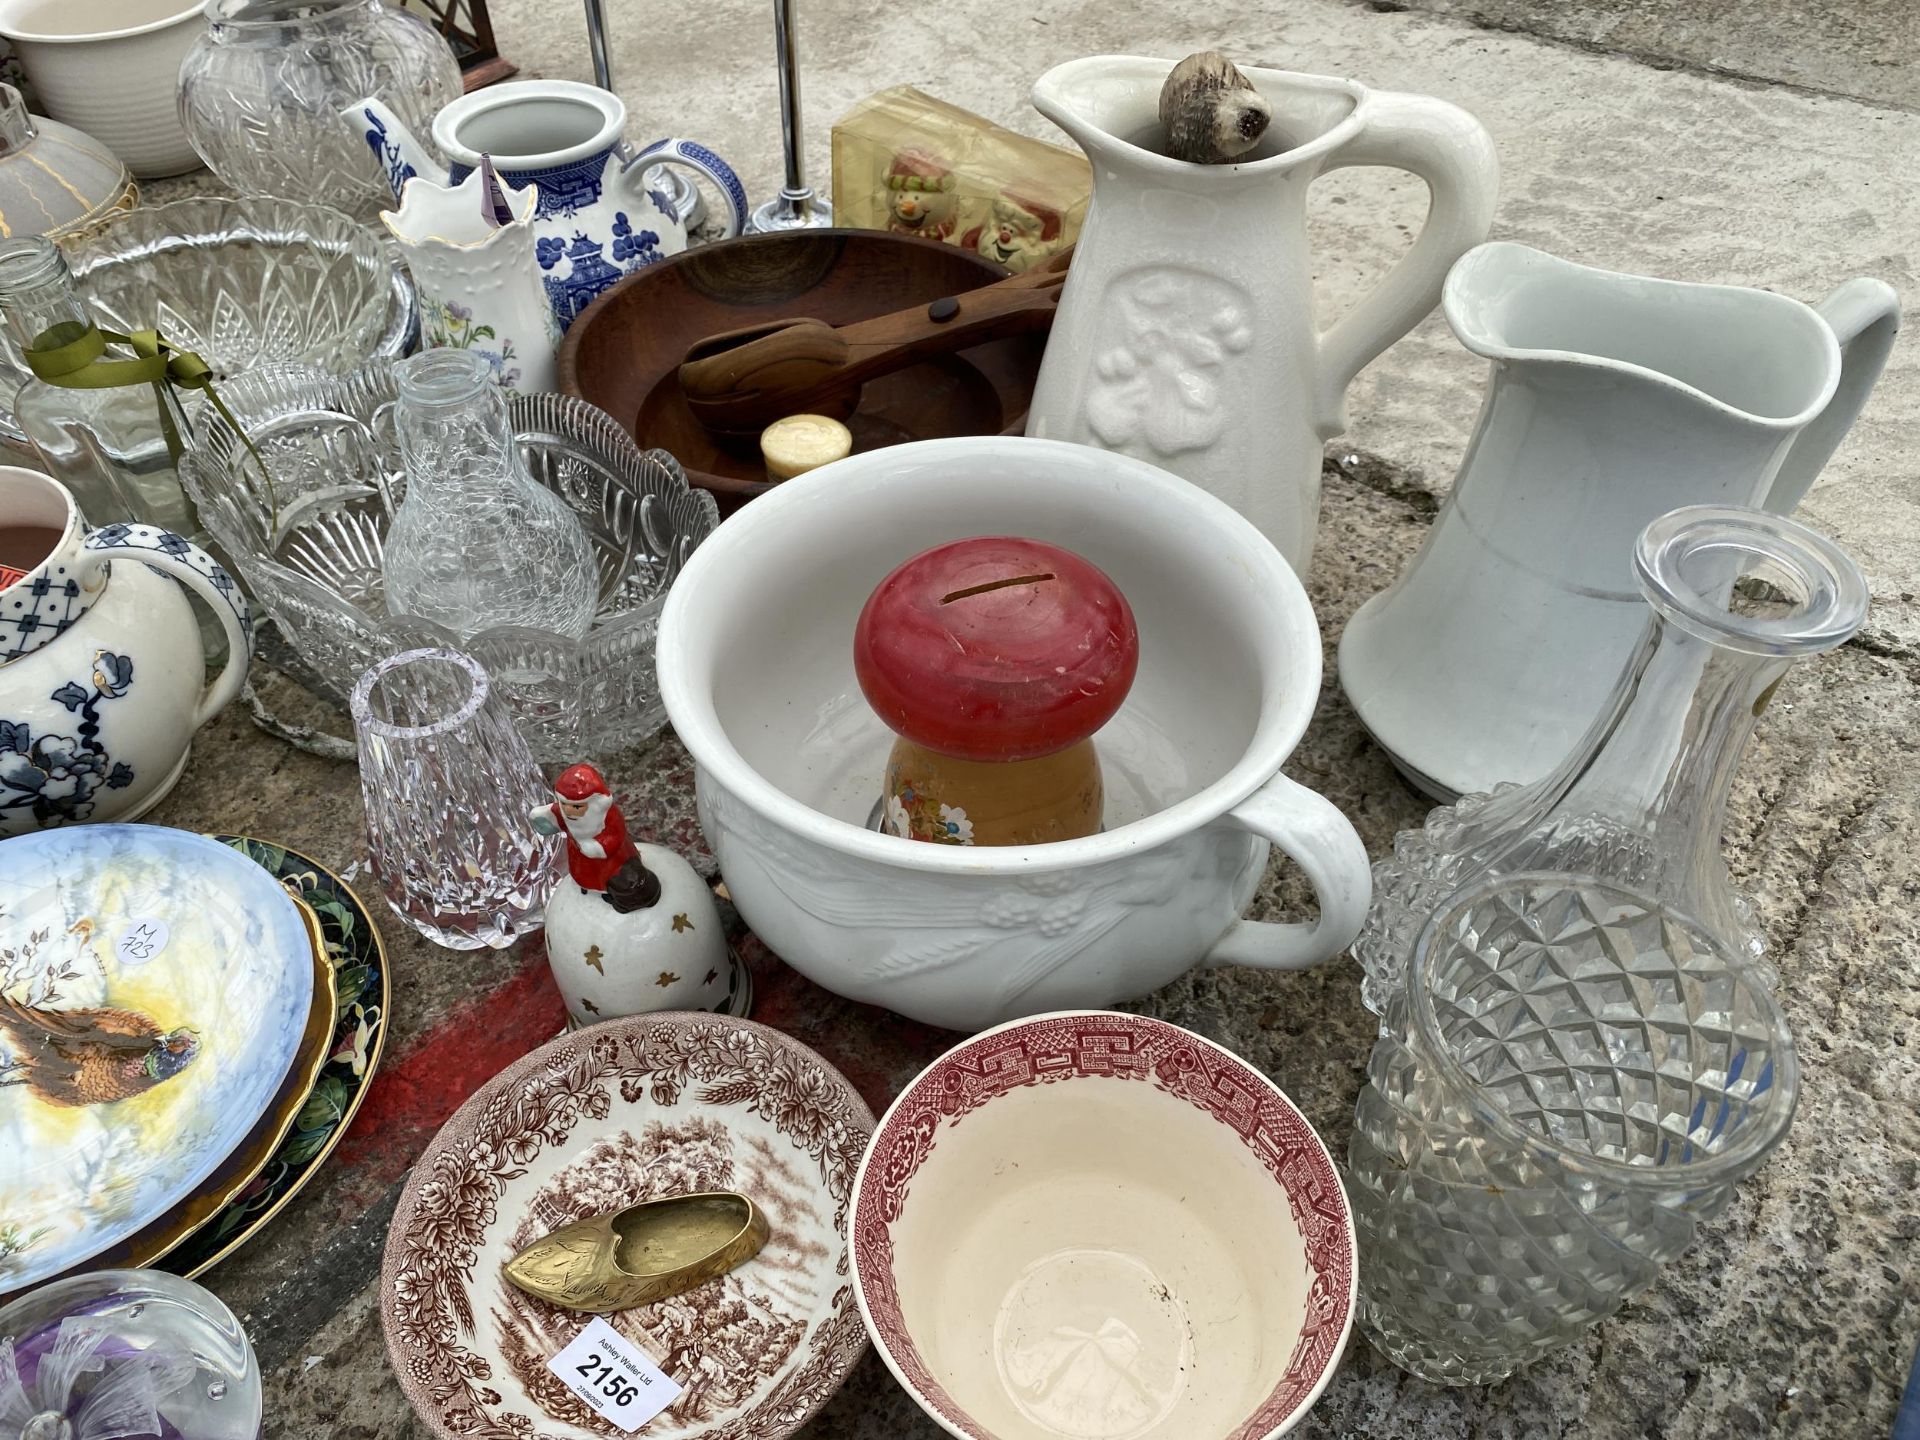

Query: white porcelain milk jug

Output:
[1025, 55, 1499, 575]
[1339, 242, 1901, 799]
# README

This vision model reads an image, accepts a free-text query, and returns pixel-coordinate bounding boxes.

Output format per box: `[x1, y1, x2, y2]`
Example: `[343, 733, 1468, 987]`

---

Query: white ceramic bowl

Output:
[851, 1011, 1356, 1439]
[0, 0, 206, 178]
[656, 436, 1371, 1032]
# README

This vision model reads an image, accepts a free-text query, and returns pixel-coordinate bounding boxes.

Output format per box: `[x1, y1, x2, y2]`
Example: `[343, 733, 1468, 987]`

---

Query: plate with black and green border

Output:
[156, 836, 390, 1278]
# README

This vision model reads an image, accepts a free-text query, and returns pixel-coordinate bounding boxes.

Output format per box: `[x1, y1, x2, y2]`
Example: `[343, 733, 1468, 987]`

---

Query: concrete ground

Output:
[123, 0, 1920, 1435]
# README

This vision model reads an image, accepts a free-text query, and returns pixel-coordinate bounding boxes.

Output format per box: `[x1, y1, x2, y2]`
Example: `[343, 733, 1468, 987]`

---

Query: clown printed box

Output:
[831, 85, 1091, 272]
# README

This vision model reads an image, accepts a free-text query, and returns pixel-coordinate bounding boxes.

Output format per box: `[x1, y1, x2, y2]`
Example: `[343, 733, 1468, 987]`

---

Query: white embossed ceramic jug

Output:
[1025, 55, 1499, 575]
[381, 168, 561, 393]
[1338, 242, 1900, 800]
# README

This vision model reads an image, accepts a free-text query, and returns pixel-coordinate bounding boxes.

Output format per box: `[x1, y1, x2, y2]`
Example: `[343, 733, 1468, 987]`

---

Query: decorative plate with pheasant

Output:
[0, 824, 314, 1289]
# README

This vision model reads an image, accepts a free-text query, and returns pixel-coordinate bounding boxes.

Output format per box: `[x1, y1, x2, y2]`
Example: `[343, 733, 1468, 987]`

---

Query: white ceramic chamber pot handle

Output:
[82, 523, 253, 728]
[1764, 278, 1901, 515]
[619, 138, 749, 238]
[1311, 90, 1500, 437]
[1201, 770, 1372, 970]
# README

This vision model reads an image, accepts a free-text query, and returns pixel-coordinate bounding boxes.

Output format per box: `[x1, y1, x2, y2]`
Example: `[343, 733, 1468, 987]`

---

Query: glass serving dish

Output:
[0, 195, 416, 452]
[181, 361, 721, 760]
[70, 196, 405, 374]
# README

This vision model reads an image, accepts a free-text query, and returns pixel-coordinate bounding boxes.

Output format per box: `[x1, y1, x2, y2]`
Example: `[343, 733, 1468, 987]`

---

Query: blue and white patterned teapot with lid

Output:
[0, 467, 252, 839]
[349, 79, 748, 330]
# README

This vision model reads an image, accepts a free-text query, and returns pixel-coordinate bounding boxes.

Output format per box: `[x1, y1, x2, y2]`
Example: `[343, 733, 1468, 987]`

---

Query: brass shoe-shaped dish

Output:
[502, 1191, 770, 1313]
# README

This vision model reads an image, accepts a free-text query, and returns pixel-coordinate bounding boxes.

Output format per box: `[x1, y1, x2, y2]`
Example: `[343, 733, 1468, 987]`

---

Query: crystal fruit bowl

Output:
[182, 360, 719, 759]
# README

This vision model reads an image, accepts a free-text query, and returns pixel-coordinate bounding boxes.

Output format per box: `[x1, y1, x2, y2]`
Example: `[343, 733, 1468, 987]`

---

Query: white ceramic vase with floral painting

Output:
[381, 168, 559, 393]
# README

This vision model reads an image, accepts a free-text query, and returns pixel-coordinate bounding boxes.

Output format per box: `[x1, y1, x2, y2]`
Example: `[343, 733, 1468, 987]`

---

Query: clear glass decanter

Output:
[382, 349, 597, 640]
[0, 237, 196, 537]
[1349, 872, 1797, 1385]
[1355, 504, 1870, 1015]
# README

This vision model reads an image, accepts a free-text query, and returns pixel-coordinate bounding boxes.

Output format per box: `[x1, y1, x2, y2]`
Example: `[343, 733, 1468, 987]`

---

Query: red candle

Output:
[854, 537, 1138, 845]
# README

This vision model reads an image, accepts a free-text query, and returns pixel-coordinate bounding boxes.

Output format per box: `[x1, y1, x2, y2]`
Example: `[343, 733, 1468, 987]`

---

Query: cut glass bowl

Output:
[0, 195, 415, 450]
[181, 360, 720, 760]
[69, 196, 404, 373]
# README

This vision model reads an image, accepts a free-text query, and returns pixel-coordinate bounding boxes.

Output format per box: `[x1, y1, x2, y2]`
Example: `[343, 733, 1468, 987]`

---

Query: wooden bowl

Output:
[557, 230, 1042, 510]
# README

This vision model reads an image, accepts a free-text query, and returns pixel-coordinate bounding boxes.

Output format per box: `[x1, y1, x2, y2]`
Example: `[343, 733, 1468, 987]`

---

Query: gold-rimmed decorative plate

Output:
[60, 893, 341, 1279]
[0, 825, 315, 1292]
[150, 837, 392, 1279]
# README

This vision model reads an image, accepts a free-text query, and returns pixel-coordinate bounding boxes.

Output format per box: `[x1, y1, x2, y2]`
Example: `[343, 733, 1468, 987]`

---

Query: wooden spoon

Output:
[678, 247, 1071, 442]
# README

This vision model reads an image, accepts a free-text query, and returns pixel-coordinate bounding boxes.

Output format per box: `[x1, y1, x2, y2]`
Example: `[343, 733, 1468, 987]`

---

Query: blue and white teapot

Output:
[348, 80, 747, 331]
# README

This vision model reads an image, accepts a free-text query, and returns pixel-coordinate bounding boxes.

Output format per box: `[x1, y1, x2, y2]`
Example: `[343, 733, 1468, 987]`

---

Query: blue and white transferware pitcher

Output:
[348, 79, 748, 330]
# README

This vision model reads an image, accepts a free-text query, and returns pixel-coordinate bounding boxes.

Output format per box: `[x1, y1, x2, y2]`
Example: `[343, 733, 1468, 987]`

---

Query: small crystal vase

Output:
[1354, 504, 1871, 1015]
[351, 647, 561, 949]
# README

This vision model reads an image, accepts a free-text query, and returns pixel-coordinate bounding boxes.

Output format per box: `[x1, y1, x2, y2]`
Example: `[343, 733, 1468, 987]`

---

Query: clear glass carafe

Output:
[1348, 872, 1798, 1385]
[0, 237, 194, 537]
[1355, 504, 1871, 1015]
[382, 349, 597, 640]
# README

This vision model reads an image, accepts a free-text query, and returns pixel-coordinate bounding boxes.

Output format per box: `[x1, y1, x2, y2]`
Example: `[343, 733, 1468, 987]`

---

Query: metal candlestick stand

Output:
[579, 0, 706, 228]
[582, 0, 614, 88]
[747, 0, 833, 231]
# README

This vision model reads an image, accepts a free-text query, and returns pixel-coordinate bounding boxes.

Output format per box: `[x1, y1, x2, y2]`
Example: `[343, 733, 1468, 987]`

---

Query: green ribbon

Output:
[23, 320, 277, 526]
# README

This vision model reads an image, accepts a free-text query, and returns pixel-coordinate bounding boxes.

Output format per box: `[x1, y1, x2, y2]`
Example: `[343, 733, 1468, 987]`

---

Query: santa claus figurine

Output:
[883, 147, 958, 241]
[964, 186, 1065, 273]
[530, 763, 749, 1026]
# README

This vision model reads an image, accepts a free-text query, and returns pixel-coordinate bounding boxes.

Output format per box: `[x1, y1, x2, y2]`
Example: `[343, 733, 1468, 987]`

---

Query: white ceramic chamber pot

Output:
[656, 436, 1373, 1033]
[851, 1011, 1356, 1439]
[1337, 241, 1900, 799]
[0, 467, 251, 838]
[0, 0, 207, 177]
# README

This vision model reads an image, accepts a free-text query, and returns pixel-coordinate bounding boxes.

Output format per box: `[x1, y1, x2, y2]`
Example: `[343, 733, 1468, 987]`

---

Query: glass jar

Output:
[0, 236, 194, 537]
[176, 0, 461, 223]
[1355, 504, 1871, 1017]
[382, 348, 597, 639]
[1348, 872, 1798, 1385]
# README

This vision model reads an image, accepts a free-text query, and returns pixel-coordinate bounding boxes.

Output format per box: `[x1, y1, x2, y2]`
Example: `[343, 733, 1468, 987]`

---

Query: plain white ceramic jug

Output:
[1024, 55, 1499, 575]
[1339, 241, 1901, 800]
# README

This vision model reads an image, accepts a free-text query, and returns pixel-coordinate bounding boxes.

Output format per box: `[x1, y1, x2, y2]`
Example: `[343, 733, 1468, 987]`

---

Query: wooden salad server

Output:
[677, 246, 1071, 442]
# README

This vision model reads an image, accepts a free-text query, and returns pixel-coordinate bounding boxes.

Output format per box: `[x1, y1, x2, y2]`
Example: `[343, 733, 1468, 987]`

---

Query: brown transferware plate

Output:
[382, 1013, 876, 1439]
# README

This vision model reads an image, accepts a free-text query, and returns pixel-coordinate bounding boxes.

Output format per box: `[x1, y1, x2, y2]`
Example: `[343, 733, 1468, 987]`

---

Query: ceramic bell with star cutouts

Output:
[530, 763, 751, 1025]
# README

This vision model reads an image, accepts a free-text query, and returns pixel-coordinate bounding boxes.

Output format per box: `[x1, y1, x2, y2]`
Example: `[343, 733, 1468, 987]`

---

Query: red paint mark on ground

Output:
[328, 947, 567, 1217]
[320, 927, 951, 1222]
